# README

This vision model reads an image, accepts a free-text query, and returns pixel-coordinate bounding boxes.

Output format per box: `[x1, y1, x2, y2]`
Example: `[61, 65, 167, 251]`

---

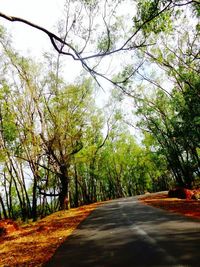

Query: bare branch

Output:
[137, 70, 172, 97]
[0, 11, 78, 60]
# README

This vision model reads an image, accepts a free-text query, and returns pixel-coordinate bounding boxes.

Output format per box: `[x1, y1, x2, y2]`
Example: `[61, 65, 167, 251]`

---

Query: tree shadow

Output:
[46, 197, 200, 267]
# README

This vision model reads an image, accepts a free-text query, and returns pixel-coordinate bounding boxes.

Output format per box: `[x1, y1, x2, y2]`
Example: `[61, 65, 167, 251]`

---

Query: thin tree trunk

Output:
[20, 163, 32, 218]
[32, 176, 38, 221]
[0, 194, 8, 219]
[59, 165, 70, 210]
[74, 164, 79, 207]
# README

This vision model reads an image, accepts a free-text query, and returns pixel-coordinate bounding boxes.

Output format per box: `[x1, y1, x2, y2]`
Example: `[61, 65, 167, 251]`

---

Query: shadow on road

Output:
[46, 197, 200, 267]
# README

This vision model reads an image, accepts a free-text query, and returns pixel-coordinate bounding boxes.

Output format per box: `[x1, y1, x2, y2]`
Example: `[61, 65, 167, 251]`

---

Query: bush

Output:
[0, 219, 19, 237]
[0, 227, 6, 237]
[168, 187, 193, 200]
[192, 192, 200, 200]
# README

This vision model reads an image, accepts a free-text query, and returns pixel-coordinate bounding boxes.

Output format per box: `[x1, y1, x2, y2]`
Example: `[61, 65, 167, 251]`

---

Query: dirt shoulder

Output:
[1, 194, 199, 266]
[139, 192, 200, 220]
[0, 202, 102, 267]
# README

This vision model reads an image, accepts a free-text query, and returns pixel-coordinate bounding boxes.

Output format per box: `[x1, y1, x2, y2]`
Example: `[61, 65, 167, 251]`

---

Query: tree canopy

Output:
[0, 0, 199, 221]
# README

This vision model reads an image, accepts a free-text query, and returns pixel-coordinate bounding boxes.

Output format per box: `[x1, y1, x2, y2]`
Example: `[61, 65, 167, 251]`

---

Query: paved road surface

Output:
[46, 196, 200, 267]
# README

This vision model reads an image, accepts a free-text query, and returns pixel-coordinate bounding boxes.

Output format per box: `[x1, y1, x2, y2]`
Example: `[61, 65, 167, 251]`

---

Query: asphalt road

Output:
[45, 196, 200, 267]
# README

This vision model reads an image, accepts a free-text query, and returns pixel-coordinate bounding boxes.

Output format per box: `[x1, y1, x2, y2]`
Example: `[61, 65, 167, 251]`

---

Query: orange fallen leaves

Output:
[1, 195, 199, 266]
[140, 193, 200, 219]
[0, 219, 19, 236]
[0, 202, 102, 267]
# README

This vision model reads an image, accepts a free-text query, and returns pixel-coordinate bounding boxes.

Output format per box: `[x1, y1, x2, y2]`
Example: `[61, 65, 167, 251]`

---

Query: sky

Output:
[0, 0, 82, 82]
[0, 0, 65, 50]
[0, 0, 149, 143]
[0, 0, 137, 110]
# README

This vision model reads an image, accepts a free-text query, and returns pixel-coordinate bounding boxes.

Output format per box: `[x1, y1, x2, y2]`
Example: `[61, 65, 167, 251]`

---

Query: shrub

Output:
[168, 187, 193, 200]
[192, 192, 200, 200]
[0, 227, 6, 237]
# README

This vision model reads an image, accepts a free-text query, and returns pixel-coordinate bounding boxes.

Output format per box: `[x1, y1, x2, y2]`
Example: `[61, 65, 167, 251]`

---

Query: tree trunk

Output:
[59, 165, 70, 210]
[20, 163, 32, 218]
[0, 194, 8, 219]
[32, 176, 38, 221]
[74, 164, 79, 207]
[59, 186, 70, 210]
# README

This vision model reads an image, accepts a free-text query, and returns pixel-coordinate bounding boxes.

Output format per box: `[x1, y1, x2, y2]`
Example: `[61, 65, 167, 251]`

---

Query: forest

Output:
[0, 0, 199, 222]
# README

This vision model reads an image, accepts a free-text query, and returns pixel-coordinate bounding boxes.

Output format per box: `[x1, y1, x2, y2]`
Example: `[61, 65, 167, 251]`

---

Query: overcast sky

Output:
[0, 1, 65, 52]
[0, 1, 136, 106]
[0, 0, 84, 82]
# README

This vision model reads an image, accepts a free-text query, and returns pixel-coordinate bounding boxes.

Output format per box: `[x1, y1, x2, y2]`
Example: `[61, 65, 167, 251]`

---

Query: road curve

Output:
[45, 196, 200, 267]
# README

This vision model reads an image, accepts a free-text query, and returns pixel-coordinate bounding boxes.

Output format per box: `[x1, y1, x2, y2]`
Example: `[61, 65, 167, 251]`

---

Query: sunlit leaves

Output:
[0, 86, 17, 145]
[134, 0, 173, 36]
[81, 0, 99, 10]
[193, 2, 200, 17]
[97, 34, 114, 52]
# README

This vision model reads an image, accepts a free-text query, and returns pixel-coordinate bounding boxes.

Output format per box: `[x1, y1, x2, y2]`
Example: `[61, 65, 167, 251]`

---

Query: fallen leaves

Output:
[1, 194, 199, 266]
[0, 220, 19, 237]
[140, 192, 200, 219]
[0, 202, 102, 267]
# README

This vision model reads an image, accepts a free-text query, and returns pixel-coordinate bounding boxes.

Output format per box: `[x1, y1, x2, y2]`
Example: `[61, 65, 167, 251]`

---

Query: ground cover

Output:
[0, 202, 102, 267]
[140, 192, 200, 219]
[1, 194, 199, 267]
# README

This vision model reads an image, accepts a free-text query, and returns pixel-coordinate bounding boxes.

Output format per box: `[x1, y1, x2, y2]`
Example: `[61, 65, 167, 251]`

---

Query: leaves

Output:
[134, 0, 173, 36]
[0, 0, 199, 222]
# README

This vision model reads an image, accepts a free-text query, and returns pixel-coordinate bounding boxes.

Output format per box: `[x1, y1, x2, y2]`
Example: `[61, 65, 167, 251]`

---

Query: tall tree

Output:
[134, 4, 200, 188]
[0, 0, 199, 91]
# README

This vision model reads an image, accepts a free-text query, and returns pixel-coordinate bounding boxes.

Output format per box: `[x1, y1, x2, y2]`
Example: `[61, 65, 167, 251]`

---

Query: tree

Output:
[0, 0, 199, 220]
[134, 6, 200, 188]
[39, 80, 97, 209]
[0, 1, 199, 92]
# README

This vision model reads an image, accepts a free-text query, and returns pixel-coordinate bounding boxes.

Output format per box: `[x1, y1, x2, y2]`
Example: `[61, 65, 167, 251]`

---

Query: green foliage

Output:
[96, 15, 124, 53]
[193, 2, 200, 17]
[97, 34, 114, 52]
[82, 0, 99, 9]
[136, 58, 200, 188]
[0, 85, 17, 145]
[2, 120, 17, 143]
[113, 65, 134, 87]
[0, 25, 7, 40]
[1, 0, 199, 221]
[134, 0, 173, 36]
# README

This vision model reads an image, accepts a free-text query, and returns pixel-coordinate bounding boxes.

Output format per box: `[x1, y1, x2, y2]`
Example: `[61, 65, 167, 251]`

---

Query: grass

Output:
[139, 192, 200, 219]
[0, 202, 102, 267]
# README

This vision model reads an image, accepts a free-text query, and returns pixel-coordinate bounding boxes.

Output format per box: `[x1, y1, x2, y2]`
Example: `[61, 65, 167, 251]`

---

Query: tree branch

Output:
[0, 11, 78, 60]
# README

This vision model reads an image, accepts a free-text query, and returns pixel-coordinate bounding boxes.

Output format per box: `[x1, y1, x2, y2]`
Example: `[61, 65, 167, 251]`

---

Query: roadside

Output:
[139, 192, 200, 219]
[1, 193, 199, 266]
[0, 202, 102, 267]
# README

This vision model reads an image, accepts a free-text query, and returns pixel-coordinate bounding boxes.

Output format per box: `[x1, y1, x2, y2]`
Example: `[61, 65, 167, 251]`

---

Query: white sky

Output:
[0, 0, 82, 82]
[0, 0, 63, 52]
[0, 0, 145, 139]
[0, 1, 137, 107]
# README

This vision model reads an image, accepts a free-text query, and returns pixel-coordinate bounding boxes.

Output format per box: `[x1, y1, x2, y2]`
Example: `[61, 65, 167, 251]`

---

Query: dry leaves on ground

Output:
[0, 202, 102, 267]
[140, 193, 200, 219]
[1, 194, 199, 267]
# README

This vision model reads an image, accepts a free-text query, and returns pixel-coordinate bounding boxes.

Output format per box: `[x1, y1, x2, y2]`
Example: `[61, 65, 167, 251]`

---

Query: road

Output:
[45, 196, 200, 267]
